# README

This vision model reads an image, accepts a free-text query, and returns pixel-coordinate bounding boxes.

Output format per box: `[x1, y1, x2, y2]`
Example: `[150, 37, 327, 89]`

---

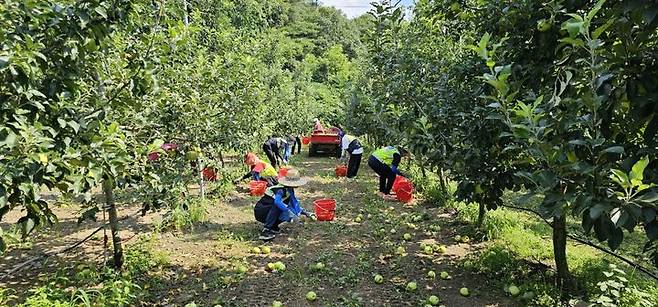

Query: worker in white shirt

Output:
[339, 130, 364, 179]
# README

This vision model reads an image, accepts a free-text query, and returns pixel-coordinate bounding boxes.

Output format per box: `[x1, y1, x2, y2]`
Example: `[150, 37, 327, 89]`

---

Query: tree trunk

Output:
[419, 159, 427, 178]
[219, 150, 225, 168]
[183, 0, 189, 26]
[553, 214, 573, 291]
[198, 159, 205, 198]
[103, 179, 123, 269]
[476, 202, 486, 228]
[438, 168, 448, 195]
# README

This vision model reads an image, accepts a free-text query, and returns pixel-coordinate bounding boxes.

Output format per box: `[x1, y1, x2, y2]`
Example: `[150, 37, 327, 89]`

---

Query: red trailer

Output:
[309, 127, 341, 157]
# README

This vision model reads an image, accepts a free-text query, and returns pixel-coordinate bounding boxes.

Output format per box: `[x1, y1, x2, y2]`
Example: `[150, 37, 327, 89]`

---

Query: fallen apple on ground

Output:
[406, 281, 417, 291]
[261, 246, 271, 254]
[423, 245, 433, 254]
[508, 285, 520, 296]
[306, 291, 317, 301]
[403, 233, 412, 240]
[272, 301, 283, 307]
[396, 246, 406, 255]
[314, 262, 325, 270]
[440, 271, 451, 280]
[236, 265, 248, 274]
[374, 274, 384, 284]
[252, 247, 262, 254]
[461, 235, 470, 243]
[427, 270, 436, 279]
[427, 295, 440, 305]
[454, 235, 462, 242]
[460, 287, 470, 297]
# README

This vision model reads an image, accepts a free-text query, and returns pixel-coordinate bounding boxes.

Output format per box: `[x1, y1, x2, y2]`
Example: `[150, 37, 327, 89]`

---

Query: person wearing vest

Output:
[339, 131, 364, 179]
[254, 169, 315, 241]
[234, 153, 278, 186]
[368, 146, 407, 200]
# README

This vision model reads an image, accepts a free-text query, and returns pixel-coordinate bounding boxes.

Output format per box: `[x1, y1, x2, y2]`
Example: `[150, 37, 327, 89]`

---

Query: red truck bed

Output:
[309, 128, 341, 157]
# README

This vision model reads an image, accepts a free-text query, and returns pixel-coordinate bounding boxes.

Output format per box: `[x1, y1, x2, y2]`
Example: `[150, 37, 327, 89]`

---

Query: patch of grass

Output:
[16, 241, 166, 306]
[457, 197, 658, 307]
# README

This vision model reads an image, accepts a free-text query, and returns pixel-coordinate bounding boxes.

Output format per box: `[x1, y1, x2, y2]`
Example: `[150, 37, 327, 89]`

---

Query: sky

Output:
[320, 0, 415, 19]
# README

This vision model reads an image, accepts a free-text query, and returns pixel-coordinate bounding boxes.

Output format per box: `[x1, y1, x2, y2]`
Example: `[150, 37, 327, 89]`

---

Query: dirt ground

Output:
[1, 155, 516, 307]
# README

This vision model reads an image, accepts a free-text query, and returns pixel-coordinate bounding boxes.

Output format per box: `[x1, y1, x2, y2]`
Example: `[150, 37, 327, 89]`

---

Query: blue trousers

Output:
[254, 199, 284, 231]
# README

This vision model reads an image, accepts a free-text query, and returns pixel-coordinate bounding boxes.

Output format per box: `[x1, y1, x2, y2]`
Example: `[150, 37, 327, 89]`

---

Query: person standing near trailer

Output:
[339, 131, 364, 179]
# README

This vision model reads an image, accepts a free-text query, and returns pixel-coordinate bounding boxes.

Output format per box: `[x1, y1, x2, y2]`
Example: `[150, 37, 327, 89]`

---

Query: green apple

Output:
[261, 246, 271, 254]
[403, 233, 412, 240]
[412, 215, 423, 222]
[427, 270, 436, 279]
[427, 295, 440, 305]
[459, 287, 470, 297]
[185, 150, 199, 161]
[315, 262, 325, 270]
[306, 291, 317, 301]
[423, 245, 433, 254]
[461, 236, 470, 243]
[236, 265, 248, 274]
[508, 285, 520, 296]
[272, 301, 283, 307]
[406, 281, 417, 291]
[454, 235, 462, 242]
[355, 216, 363, 223]
[435, 245, 447, 254]
[396, 246, 406, 255]
[390, 228, 397, 234]
[537, 19, 552, 32]
[252, 247, 262, 254]
[440, 271, 451, 280]
[274, 261, 286, 272]
[420, 242, 427, 249]
[267, 262, 276, 270]
[374, 274, 384, 284]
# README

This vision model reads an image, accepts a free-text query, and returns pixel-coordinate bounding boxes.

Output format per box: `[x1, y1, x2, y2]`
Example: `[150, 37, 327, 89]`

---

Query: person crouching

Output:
[254, 169, 315, 241]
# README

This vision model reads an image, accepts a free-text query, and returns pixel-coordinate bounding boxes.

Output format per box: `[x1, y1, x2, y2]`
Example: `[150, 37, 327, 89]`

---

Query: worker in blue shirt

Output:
[254, 169, 315, 240]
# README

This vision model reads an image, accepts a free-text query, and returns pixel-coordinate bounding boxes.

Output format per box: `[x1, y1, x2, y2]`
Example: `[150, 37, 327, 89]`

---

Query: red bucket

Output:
[396, 182, 414, 203]
[202, 167, 217, 181]
[302, 136, 311, 145]
[278, 167, 289, 178]
[314, 198, 336, 221]
[249, 181, 268, 196]
[335, 165, 347, 177]
[392, 175, 408, 193]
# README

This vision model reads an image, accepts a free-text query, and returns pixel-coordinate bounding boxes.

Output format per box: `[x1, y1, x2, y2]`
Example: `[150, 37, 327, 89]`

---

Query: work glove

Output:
[391, 165, 400, 175]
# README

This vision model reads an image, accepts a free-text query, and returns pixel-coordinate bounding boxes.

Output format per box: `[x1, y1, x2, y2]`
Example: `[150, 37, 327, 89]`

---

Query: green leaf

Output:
[593, 17, 615, 40]
[0, 236, 5, 253]
[587, 0, 608, 23]
[95, 6, 108, 19]
[68, 121, 81, 133]
[630, 157, 649, 182]
[0, 128, 17, 149]
[637, 192, 658, 204]
[18, 216, 37, 238]
[603, 146, 624, 154]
